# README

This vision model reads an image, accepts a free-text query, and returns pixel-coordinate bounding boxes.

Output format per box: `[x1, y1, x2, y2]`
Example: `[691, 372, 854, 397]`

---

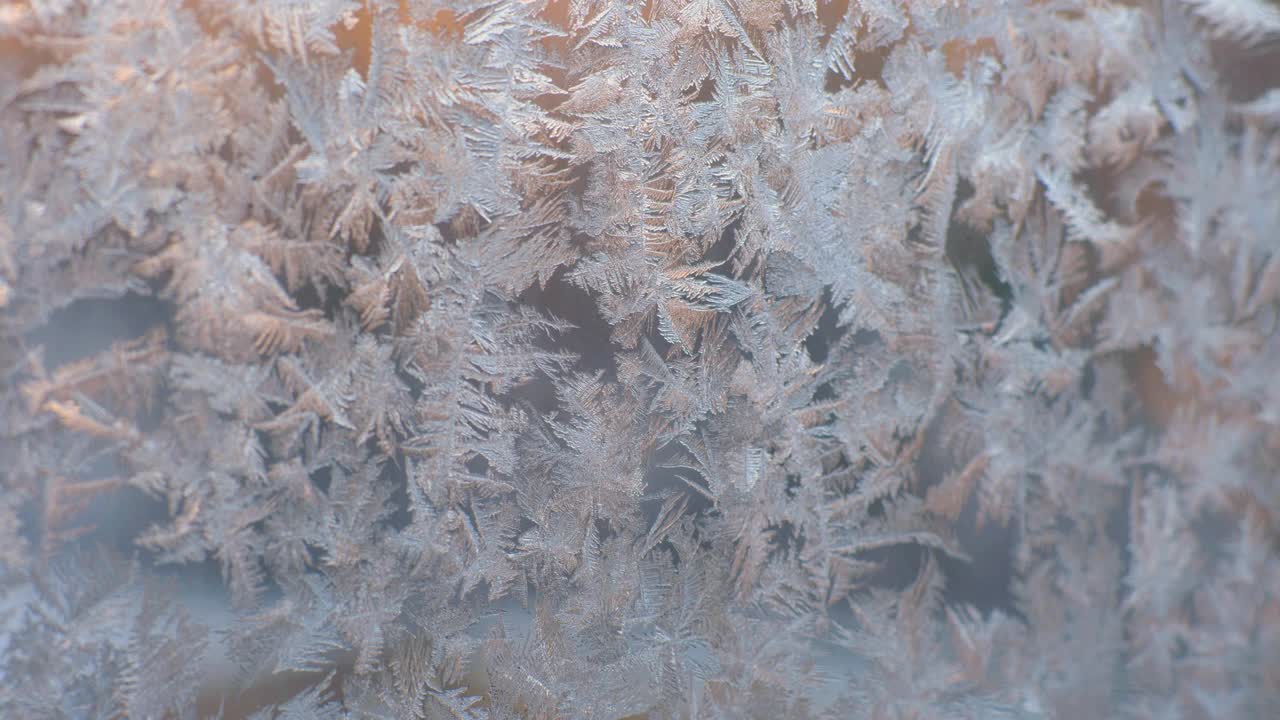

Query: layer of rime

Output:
[1, 1, 1279, 719]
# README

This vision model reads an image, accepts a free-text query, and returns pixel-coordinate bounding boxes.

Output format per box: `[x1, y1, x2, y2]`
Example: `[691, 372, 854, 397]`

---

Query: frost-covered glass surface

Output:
[1, 1, 1278, 718]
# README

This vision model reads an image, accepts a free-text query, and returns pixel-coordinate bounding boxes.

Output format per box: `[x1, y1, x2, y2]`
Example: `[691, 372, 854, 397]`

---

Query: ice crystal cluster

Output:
[2, 1, 1279, 718]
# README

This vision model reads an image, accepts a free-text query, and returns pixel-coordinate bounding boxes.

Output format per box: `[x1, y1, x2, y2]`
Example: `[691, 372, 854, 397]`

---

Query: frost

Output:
[1, 1, 1278, 718]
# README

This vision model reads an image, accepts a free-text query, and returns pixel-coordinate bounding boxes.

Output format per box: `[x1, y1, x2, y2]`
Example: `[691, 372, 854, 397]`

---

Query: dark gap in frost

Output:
[690, 76, 716, 103]
[310, 465, 333, 495]
[818, 0, 851, 37]
[647, 328, 674, 357]
[289, 282, 326, 318]
[256, 54, 289, 103]
[954, 176, 977, 207]
[824, 69, 857, 94]
[216, 137, 234, 165]
[765, 521, 804, 561]
[705, 217, 741, 267]
[594, 517, 614, 543]
[515, 515, 538, 541]
[642, 447, 714, 528]
[861, 544, 924, 592]
[436, 206, 491, 243]
[852, 46, 890, 90]
[136, 379, 172, 434]
[1080, 359, 1097, 399]
[304, 542, 327, 570]
[385, 159, 417, 177]
[27, 291, 173, 368]
[653, 538, 681, 567]
[150, 553, 227, 593]
[945, 214, 1013, 313]
[803, 287, 845, 364]
[938, 507, 1022, 620]
[26, 477, 169, 563]
[1112, 482, 1135, 610]
[264, 398, 290, 416]
[332, 3, 373, 81]
[850, 327, 881, 349]
[291, 278, 349, 325]
[394, 362, 426, 400]
[521, 272, 619, 376]
[359, 217, 389, 259]
[914, 409, 951, 503]
[784, 473, 802, 498]
[383, 457, 413, 531]
[867, 496, 888, 519]
[102, 484, 171, 554]
[253, 428, 279, 467]
[887, 359, 914, 385]
[1209, 37, 1280, 102]
[812, 381, 837, 402]
[507, 374, 560, 418]
[464, 455, 489, 477]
